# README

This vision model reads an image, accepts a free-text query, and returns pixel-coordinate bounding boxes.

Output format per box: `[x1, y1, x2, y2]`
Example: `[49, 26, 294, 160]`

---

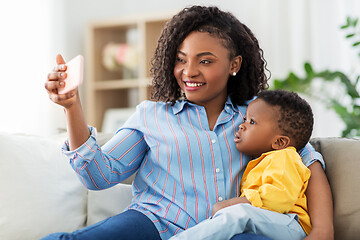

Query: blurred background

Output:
[0, 0, 359, 137]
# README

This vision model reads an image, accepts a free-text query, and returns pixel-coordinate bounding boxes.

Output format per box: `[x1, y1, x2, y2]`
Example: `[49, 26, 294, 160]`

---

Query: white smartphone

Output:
[58, 55, 84, 94]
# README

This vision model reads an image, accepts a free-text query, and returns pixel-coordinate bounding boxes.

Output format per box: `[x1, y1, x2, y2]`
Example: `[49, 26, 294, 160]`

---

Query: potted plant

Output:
[273, 17, 360, 138]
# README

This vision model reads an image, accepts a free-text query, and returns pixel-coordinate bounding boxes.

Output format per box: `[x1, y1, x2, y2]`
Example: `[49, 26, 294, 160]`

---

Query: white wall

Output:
[1, 0, 359, 137]
[0, 0, 55, 136]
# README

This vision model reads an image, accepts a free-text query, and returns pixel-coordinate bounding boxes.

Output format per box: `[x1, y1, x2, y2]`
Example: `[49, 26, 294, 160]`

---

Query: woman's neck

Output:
[204, 101, 226, 131]
[185, 95, 227, 131]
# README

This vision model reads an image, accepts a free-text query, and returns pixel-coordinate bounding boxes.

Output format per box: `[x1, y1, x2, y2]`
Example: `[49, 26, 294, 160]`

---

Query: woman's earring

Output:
[232, 72, 237, 76]
[181, 90, 187, 100]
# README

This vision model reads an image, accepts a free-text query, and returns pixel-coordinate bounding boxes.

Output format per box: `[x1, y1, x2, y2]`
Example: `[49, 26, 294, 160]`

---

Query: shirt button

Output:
[211, 139, 216, 143]
[216, 168, 220, 173]
[218, 197, 223, 201]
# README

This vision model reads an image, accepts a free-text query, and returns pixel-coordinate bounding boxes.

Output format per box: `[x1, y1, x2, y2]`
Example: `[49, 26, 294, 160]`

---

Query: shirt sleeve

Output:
[299, 142, 325, 169]
[241, 150, 311, 213]
[62, 125, 148, 190]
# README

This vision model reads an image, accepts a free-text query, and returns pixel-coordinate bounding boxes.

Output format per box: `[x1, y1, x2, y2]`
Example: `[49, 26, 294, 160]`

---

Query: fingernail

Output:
[59, 82, 65, 86]
[60, 64, 65, 70]
[60, 72, 65, 77]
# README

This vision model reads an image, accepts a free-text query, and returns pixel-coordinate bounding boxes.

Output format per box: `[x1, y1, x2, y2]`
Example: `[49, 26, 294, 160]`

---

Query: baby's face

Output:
[234, 99, 282, 158]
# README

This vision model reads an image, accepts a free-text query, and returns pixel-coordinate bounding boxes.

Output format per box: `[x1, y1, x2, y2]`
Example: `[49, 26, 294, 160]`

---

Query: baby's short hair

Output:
[257, 89, 314, 150]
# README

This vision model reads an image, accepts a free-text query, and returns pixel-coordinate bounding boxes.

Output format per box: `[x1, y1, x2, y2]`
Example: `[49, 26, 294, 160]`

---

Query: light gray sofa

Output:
[310, 137, 360, 240]
[0, 132, 358, 240]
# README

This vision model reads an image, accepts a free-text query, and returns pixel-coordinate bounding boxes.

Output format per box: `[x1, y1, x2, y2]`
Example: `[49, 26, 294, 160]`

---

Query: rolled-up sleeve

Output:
[62, 126, 98, 167]
[299, 143, 325, 169]
[62, 126, 148, 190]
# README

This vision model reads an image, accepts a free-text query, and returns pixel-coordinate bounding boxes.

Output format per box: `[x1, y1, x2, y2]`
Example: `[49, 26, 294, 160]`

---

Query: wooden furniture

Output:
[85, 13, 171, 131]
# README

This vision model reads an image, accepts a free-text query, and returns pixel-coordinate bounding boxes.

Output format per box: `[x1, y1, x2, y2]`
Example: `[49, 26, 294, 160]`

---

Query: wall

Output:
[0, 0, 55, 136]
[44, 0, 360, 137]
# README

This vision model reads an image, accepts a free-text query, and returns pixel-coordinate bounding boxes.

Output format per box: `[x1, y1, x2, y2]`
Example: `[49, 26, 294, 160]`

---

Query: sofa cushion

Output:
[0, 133, 88, 240]
[86, 183, 133, 226]
[311, 137, 360, 240]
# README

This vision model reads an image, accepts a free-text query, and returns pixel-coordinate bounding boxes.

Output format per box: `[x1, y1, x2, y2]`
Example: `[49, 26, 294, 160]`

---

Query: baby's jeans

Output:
[170, 203, 306, 240]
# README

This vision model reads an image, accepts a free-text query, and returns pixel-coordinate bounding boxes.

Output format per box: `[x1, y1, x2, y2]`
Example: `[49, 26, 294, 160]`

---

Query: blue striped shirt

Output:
[63, 97, 324, 240]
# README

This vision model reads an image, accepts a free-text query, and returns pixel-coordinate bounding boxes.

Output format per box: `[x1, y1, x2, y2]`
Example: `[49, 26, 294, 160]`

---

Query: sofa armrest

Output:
[310, 137, 360, 240]
[0, 133, 88, 240]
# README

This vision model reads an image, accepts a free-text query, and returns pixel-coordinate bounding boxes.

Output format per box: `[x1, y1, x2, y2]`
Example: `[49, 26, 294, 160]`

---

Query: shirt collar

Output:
[172, 97, 238, 115]
[172, 99, 187, 115]
[224, 97, 237, 115]
[259, 146, 297, 158]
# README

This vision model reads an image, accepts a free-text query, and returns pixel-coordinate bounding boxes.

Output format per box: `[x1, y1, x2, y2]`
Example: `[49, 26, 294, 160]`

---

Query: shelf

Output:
[85, 13, 170, 131]
[93, 78, 151, 90]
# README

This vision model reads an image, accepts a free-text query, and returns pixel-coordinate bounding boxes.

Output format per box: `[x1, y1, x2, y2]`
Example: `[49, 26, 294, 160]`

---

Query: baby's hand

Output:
[45, 54, 78, 109]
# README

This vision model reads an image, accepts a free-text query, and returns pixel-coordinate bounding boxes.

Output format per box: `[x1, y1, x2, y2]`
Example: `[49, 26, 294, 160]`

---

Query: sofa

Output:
[0, 132, 359, 240]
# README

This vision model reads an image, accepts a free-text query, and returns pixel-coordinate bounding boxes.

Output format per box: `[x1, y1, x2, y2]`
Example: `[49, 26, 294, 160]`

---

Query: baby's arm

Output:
[241, 153, 309, 213]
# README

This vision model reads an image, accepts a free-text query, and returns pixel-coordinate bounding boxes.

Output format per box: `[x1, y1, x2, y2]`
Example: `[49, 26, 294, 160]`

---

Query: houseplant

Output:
[273, 17, 360, 138]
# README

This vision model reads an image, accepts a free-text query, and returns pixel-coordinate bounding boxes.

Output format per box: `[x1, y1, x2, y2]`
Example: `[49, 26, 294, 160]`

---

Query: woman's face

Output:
[174, 31, 235, 109]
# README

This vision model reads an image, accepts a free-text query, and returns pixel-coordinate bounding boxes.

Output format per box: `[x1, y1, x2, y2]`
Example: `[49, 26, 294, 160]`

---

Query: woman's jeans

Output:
[41, 209, 272, 240]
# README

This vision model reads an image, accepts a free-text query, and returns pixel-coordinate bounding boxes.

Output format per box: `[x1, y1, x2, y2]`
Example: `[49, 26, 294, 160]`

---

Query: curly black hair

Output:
[257, 89, 314, 150]
[150, 5, 269, 105]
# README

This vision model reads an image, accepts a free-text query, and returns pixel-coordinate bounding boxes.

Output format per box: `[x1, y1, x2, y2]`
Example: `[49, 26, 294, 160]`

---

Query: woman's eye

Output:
[176, 57, 184, 63]
[243, 117, 247, 122]
[200, 59, 211, 64]
[250, 119, 256, 124]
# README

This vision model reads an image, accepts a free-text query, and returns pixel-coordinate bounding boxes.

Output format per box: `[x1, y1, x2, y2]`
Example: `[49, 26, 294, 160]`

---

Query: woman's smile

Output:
[183, 81, 206, 90]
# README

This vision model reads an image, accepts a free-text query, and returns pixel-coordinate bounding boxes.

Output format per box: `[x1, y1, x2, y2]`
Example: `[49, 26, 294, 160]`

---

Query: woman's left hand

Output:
[211, 196, 250, 217]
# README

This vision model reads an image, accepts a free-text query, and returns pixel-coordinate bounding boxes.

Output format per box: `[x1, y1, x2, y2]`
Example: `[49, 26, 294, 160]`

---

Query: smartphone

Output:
[58, 55, 84, 94]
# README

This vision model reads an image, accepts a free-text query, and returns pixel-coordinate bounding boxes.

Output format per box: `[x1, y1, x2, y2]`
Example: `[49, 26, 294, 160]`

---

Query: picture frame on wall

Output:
[102, 108, 136, 133]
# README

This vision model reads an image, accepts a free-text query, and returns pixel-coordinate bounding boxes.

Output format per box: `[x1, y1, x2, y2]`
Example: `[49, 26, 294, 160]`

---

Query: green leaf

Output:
[339, 74, 360, 98]
[273, 79, 283, 89]
[352, 18, 358, 27]
[346, 33, 355, 38]
[304, 62, 313, 75]
[316, 70, 339, 81]
[347, 16, 352, 25]
[340, 24, 349, 29]
[353, 41, 360, 47]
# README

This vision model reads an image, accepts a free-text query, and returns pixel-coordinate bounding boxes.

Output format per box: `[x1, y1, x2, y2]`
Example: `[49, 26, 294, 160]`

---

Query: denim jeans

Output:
[41, 209, 272, 240]
[170, 204, 305, 240]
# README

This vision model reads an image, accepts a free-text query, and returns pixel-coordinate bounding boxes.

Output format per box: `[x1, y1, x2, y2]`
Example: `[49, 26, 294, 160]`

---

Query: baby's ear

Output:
[272, 136, 290, 150]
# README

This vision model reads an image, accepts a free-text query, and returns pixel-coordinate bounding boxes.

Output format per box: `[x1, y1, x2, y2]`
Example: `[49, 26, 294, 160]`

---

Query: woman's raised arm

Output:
[45, 54, 90, 150]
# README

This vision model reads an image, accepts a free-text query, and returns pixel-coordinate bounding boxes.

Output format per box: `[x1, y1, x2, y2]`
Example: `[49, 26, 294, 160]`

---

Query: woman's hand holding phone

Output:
[45, 54, 83, 109]
[45, 54, 90, 149]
